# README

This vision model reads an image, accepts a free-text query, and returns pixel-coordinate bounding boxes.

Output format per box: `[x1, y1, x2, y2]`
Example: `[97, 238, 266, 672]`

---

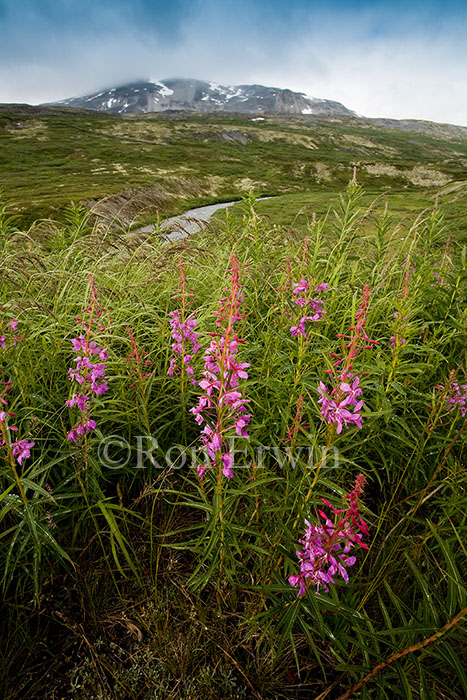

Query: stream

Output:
[136, 197, 271, 243]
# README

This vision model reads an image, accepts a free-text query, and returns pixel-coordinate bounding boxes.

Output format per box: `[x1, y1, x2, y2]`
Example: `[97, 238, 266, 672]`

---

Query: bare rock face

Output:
[46, 78, 356, 117]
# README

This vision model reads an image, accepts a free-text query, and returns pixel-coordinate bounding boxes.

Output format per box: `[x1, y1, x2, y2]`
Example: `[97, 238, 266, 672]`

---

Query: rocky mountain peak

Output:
[46, 78, 356, 117]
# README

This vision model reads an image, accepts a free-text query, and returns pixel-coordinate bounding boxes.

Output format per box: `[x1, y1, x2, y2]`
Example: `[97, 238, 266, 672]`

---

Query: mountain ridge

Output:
[45, 77, 357, 117]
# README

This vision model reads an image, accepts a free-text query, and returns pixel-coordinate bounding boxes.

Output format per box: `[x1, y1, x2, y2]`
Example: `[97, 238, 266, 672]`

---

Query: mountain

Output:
[46, 78, 356, 117]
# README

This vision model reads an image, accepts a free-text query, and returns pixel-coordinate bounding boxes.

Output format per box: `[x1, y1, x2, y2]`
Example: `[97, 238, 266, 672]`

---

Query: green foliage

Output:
[0, 183, 465, 699]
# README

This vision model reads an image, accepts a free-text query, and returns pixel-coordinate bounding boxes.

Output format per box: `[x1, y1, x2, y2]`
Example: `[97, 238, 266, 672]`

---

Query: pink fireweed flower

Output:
[317, 375, 364, 433]
[289, 474, 368, 596]
[290, 317, 307, 338]
[0, 314, 34, 467]
[318, 286, 376, 432]
[65, 394, 89, 411]
[66, 278, 109, 442]
[168, 259, 201, 382]
[292, 279, 310, 296]
[191, 337, 251, 478]
[11, 439, 35, 465]
[66, 335, 109, 440]
[71, 334, 109, 359]
[190, 255, 251, 479]
[0, 413, 34, 466]
[168, 311, 201, 379]
[290, 280, 327, 339]
[0, 311, 23, 349]
[443, 380, 467, 418]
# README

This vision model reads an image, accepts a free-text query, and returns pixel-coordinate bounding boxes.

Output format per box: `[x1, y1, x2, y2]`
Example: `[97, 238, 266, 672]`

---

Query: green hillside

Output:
[1, 105, 467, 230]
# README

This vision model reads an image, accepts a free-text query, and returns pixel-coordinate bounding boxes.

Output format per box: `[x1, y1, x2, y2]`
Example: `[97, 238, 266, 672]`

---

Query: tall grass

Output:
[0, 181, 465, 699]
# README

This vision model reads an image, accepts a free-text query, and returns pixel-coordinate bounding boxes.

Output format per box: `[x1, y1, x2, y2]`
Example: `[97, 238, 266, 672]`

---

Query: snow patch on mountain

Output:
[152, 81, 174, 97]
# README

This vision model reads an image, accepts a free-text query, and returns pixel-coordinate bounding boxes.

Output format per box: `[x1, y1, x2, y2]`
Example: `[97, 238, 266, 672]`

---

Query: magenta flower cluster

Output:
[317, 374, 364, 434]
[0, 317, 21, 348]
[190, 255, 251, 479]
[290, 279, 328, 338]
[318, 286, 376, 433]
[66, 334, 109, 442]
[66, 276, 110, 442]
[445, 380, 467, 417]
[190, 336, 251, 478]
[168, 311, 201, 380]
[12, 438, 35, 464]
[0, 411, 35, 465]
[0, 316, 35, 466]
[289, 474, 368, 596]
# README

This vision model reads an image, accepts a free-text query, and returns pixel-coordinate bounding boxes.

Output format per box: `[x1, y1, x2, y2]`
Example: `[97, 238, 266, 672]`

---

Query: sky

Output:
[0, 0, 466, 125]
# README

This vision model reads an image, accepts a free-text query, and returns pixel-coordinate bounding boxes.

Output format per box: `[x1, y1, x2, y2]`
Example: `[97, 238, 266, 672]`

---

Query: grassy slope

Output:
[1, 105, 466, 228]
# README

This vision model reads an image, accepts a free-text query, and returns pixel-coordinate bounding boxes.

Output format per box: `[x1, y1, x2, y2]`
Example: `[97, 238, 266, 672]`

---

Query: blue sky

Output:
[0, 0, 466, 124]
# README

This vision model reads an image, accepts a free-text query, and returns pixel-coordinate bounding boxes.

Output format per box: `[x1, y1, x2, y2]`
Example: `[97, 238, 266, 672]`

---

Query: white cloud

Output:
[0, 0, 466, 125]
[263, 32, 467, 124]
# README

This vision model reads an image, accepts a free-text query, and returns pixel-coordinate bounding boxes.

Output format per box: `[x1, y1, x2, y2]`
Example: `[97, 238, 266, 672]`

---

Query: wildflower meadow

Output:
[0, 180, 466, 699]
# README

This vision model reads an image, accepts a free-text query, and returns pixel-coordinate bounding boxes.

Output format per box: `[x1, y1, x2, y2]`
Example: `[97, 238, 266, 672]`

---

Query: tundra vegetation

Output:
[0, 106, 466, 699]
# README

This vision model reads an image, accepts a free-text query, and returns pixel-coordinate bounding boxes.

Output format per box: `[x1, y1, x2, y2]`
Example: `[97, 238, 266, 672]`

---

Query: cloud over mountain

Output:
[0, 0, 466, 124]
